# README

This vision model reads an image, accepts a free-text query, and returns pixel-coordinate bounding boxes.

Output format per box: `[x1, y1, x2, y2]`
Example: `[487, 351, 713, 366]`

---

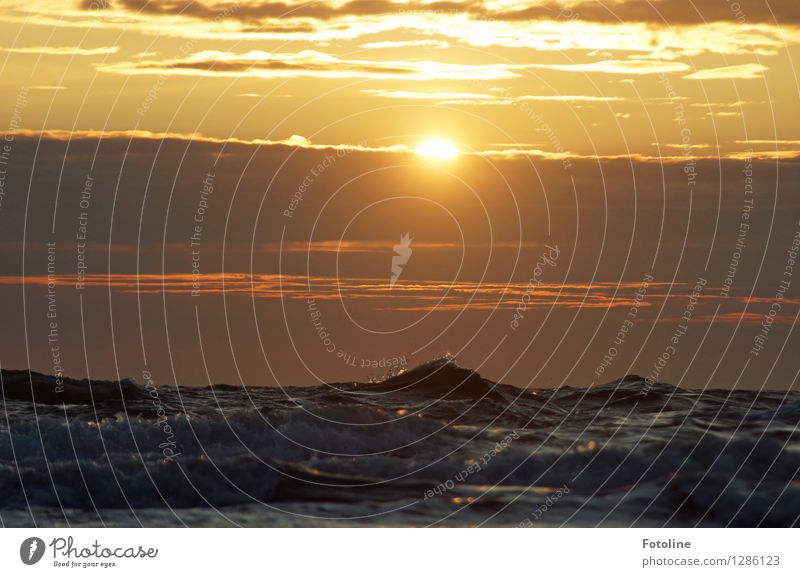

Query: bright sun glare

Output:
[415, 139, 460, 160]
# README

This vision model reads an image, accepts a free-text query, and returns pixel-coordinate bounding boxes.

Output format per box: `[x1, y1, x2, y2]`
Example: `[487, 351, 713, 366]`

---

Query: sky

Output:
[0, 0, 799, 390]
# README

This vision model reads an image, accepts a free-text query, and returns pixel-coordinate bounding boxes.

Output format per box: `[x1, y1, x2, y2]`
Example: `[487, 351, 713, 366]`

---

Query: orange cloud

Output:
[685, 63, 769, 80]
[100, 49, 526, 80]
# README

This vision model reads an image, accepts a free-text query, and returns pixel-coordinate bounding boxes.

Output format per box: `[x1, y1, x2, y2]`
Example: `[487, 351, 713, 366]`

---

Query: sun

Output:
[415, 139, 460, 160]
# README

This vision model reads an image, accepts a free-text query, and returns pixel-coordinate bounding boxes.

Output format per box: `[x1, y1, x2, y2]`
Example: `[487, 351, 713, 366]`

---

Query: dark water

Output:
[1, 359, 799, 527]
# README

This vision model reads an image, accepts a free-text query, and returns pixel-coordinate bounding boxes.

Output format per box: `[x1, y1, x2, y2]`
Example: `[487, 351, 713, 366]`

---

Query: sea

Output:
[1, 359, 798, 527]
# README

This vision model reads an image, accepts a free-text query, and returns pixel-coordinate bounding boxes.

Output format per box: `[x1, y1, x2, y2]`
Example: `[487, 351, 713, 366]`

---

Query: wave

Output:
[0, 358, 683, 406]
[1, 369, 146, 405]
[1, 360, 799, 525]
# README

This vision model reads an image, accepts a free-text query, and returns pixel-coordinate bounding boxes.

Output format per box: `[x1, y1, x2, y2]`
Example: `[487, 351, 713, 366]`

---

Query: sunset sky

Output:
[1, 0, 799, 390]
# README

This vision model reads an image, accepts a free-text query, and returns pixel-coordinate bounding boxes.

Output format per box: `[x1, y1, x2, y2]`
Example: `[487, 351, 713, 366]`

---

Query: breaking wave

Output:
[1, 359, 798, 526]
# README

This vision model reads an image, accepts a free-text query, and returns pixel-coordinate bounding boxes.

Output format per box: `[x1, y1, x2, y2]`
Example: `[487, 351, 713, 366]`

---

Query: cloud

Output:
[705, 111, 742, 118]
[363, 89, 625, 104]
[531, 59, 690, 75]
[362, 89, 501, 101]
[727, 149, 800, 160]
[100, 51, 694, 86]
[491, 0, 800, 25]
[0, 44, 119, 55]
[3, 129, 799, 309]
[689, 100, 762, 109]
[9, 271, 795, 322]
[2, 128, 408, 153]
[254, 240, 542, 254]
[0, 271, 678, 313]
[100, 49, 525, 80]
[736, 140, 800, 145]
[26, 85, 68, 91]
[7, 128, 795, 163]
[653, 143, 719, 152]
[0, 2, 783, 61]
[685, 63, 768, 80]
[0, 1, 790, 63]
[360, 39, 450, 49]
[81, 0, 800, 26]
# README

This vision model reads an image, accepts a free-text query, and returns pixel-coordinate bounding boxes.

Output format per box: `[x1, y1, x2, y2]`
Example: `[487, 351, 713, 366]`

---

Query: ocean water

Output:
[1, 359, 798, 527]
